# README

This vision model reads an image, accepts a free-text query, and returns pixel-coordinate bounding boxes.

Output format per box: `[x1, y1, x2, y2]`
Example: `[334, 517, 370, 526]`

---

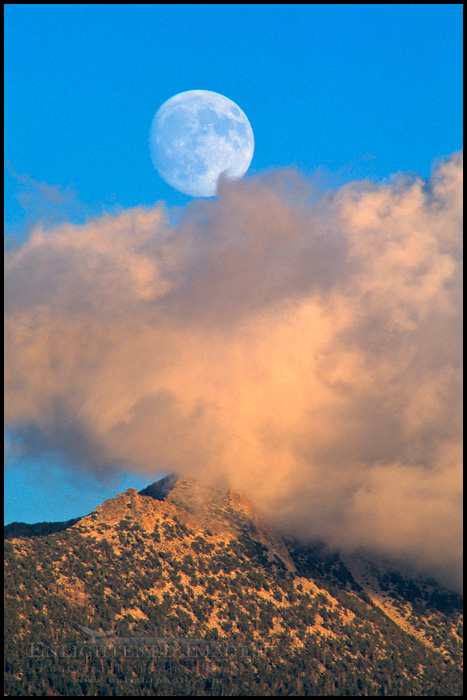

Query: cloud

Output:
[4, 153, 463, 590]
[4, 163, 87, 239]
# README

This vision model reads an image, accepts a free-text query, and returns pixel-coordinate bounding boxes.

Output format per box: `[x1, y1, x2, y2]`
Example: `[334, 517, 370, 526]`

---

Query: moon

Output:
[149, 90, 254, 197]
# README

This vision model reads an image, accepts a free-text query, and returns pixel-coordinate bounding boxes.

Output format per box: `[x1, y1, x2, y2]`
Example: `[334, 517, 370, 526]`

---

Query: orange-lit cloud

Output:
[4, 153, 463, 589]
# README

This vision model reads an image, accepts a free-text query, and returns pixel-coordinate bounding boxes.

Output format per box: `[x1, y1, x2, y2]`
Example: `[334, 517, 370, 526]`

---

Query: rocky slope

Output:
[4, 475, 463, 696]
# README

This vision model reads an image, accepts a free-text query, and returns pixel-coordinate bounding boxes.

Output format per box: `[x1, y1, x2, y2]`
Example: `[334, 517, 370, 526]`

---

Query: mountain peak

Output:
[59, 474, 295, 572]
[138, 472, 179, 500]
[137, 474, 295, 570]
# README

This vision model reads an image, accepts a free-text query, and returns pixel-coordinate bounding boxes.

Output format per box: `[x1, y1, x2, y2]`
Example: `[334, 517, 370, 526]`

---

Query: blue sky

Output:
[4, 4, 463, 524]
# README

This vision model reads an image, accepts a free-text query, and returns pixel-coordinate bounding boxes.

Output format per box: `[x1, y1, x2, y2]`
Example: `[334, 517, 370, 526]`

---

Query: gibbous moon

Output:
[149, 90, 254, 197]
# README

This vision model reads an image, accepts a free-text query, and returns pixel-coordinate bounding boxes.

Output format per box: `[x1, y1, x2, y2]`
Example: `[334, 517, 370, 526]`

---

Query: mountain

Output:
[4, 475, 463, 696]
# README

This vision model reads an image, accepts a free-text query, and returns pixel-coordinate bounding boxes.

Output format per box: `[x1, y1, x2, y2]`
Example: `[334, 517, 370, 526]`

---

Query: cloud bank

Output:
[5, 153, 463, 590]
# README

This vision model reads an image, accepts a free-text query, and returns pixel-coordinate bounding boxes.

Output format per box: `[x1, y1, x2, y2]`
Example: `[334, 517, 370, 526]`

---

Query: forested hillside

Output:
[4, 477, 463, 696]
